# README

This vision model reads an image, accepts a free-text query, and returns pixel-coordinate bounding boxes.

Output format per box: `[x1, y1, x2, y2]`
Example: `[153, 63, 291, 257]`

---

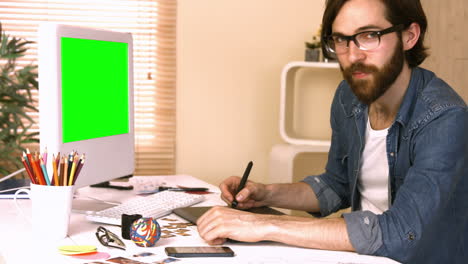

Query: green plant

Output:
[305, 25, 322, 49]
[305, 36, 321, 49]
[0, 22, 39, 176]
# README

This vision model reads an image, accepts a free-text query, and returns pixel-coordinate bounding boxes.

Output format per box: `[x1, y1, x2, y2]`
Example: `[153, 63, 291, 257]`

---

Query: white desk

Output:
[0, 175, 399, 264]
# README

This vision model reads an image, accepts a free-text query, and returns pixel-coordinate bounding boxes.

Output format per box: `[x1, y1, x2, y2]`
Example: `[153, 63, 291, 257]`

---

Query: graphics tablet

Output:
[173, 206, 285, 224]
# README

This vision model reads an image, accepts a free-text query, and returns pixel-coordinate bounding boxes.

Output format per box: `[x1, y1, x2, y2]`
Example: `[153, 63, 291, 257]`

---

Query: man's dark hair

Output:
[321, 0, 429, 68]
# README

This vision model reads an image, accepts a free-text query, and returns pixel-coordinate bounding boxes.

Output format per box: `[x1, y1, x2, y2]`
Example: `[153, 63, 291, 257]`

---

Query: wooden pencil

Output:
[23, 151, 36, 182]
[63, 156, 69, 186]
[40, 159, 51, 186]
[32, 156, 45, 185]
[68, 155, 79, 186]
[72, 154, 85, 185]
[52, 154, 59, 186]
[59, 156, 65, 186]
[21, 156, 36, 184]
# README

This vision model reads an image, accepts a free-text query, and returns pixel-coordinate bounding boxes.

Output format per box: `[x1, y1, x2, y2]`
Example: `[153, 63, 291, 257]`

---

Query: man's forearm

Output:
[264, 182, 320, 212]
[262, 214, 355, 252]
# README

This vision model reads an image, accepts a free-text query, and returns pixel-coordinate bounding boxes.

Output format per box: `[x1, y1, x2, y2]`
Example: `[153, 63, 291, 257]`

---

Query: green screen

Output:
[61, 37, 129, 143]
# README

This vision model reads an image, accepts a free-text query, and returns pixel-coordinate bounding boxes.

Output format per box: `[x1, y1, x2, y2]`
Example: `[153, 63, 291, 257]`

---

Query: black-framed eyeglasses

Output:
[95, 226, 126, 250]
[325, 24, 404, 54]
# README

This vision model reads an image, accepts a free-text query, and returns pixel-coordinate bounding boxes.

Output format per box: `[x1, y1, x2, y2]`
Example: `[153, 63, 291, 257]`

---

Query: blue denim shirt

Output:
[302, 67, 468, 263]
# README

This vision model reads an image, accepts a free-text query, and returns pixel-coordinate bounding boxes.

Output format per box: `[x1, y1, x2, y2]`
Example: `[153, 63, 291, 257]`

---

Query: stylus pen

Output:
[231, 161, 253, 209]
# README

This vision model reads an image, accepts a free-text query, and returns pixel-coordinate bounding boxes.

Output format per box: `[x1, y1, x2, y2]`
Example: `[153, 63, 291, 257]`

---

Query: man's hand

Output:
[196, 206, 355, 252]
[196, 206, 272, 244]
[219, 176, 270, 209]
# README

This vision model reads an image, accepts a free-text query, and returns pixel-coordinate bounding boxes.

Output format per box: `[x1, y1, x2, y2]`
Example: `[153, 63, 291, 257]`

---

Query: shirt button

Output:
[390, 152, 394, 157]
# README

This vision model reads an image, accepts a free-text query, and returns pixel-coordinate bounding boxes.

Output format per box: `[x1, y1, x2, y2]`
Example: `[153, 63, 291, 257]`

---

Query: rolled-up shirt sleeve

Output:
[303, 175, 384, 255]
[343, 211, 383, 255]
[302, 175, 347, 218]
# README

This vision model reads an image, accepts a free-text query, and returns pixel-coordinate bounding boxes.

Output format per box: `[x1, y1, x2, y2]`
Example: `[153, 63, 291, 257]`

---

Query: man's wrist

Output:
[262, 184, 277, 206]
[256, 214, 284, 242]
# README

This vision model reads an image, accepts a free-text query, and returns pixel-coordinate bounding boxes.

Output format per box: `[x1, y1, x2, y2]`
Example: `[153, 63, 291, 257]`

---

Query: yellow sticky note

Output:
[58, 245, 97, 255]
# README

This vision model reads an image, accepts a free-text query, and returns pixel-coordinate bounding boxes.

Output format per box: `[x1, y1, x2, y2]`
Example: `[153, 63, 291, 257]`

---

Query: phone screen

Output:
[165, 246, 234, 257]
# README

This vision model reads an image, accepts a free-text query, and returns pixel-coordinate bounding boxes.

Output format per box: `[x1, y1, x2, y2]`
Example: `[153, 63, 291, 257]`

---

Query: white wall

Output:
[176, 0, 326, 185]
[421, 0, 468, 101]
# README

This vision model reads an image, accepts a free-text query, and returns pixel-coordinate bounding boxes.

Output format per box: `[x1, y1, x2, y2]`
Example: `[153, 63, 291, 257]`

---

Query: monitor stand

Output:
[90, 181, 134, 190]
[90, 174, 134, 190]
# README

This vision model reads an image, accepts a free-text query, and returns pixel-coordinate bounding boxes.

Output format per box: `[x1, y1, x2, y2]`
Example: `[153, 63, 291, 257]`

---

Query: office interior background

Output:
[1, 0, 466, 188]
[178, 0, 467, 186]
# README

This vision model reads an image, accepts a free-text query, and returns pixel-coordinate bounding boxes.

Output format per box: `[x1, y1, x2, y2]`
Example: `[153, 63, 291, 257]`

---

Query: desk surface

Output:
[0, 175, 399, 264]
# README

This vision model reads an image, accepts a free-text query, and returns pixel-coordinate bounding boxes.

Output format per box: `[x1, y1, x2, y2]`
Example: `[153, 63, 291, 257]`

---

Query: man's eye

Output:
[362, 32, 379, 39]
[334, 36, 347, 43]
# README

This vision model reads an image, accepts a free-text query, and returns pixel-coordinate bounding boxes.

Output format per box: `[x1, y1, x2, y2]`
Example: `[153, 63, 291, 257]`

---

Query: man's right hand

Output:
[219, 176, 270, 209]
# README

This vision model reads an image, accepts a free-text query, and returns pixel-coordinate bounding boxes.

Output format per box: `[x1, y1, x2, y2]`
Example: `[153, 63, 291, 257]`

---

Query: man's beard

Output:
[342, 41, 405, 105]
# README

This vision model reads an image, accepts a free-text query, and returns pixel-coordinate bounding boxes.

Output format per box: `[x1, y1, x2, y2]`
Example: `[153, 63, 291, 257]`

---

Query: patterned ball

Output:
[130, 217, 161, 247]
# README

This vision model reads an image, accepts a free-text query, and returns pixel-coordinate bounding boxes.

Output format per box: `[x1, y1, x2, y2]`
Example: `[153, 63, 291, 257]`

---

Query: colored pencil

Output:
[63, 157, 69, 187]
[66, 152, 74, 180]
[52, 154, 59, 186]
[72, 154, 85, 185]
[55, 152, 60, 168]
[22, 151, 36, 180]
[31, 157, 46, 185]
[19, 148, 86, 186]
[59, 156, 65, 186]
[40, 159, 51, 186]
[42, 147, 48, 165]
[21, 156, 36, 184]
[26, 149, 33, 170]
[68, 155, 79, 186]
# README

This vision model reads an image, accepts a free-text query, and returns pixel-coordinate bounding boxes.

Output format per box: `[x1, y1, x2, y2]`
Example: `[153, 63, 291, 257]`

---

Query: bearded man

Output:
[196, 1, 468, 263]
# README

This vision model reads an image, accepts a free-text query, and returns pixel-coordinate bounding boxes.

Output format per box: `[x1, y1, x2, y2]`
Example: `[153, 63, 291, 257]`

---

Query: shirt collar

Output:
[394, 67, 424, 128]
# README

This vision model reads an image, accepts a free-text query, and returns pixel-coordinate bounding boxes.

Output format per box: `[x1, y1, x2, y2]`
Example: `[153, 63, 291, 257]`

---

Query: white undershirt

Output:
[358, 118, 390, 214]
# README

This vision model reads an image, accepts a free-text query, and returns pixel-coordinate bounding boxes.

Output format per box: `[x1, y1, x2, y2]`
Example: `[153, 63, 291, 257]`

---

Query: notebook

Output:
[0, 178, 31, 199]
[173, 206, 285, 224]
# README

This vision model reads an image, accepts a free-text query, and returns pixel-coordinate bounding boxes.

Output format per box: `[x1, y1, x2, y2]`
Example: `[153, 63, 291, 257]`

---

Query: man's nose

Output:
[347, 40, 366, 63]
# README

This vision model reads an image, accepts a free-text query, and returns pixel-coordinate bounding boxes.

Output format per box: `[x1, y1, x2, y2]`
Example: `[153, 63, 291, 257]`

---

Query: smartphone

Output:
[165, 246, 234, 258]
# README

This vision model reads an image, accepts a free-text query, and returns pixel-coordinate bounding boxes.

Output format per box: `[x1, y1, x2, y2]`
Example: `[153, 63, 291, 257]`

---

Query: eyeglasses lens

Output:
[327, 32, 380, 54]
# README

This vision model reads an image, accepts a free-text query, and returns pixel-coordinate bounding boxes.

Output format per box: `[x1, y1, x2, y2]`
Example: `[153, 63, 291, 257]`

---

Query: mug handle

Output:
[14, 188, 31, 222]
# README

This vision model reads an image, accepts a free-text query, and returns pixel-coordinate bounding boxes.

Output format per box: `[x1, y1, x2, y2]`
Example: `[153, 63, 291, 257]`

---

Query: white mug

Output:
[14, 183, 73, 241]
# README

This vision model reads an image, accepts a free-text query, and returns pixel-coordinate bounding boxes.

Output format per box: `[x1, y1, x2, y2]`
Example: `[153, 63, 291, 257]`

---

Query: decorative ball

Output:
[130, 217, 161, 247]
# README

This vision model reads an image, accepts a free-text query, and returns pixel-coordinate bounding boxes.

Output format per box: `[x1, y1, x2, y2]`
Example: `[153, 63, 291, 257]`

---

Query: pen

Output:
[231, 161, 253, 208]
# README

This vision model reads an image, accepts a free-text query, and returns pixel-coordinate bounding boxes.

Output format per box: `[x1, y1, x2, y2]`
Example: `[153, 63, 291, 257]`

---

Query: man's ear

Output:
[402, 22, 421, 51]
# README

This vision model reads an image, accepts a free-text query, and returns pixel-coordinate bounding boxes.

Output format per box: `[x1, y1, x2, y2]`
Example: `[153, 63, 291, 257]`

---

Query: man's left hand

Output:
[196, 206, 273, 244]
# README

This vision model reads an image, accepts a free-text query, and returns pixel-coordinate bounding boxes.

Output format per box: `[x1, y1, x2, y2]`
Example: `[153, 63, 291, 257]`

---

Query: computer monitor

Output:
[38, 23, 135, 189]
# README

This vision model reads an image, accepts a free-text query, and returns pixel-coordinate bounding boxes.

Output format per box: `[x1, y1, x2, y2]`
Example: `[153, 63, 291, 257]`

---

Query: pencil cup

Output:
[14, 183, 74, 241]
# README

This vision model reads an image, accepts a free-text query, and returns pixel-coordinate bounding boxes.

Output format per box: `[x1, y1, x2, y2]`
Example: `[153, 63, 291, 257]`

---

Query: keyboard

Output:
[85, 191, 205, 225]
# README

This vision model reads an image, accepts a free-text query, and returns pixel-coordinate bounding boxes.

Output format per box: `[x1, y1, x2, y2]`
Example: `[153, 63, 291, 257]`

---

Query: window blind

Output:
[0, 0, 176, 175]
